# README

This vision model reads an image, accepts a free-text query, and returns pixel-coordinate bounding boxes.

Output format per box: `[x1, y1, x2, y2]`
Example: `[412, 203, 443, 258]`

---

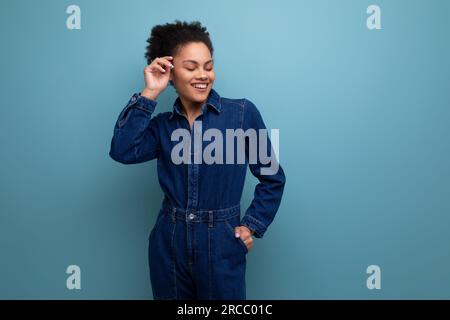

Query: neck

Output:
[179, 96, 205, 119]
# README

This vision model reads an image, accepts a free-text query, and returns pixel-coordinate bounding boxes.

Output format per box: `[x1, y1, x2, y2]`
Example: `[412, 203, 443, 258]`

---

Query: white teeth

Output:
[192, 84, 207, 89]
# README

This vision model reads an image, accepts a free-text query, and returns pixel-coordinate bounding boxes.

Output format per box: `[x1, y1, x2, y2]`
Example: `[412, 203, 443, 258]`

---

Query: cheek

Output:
[175, 70, 215, 83]
[178, 71, 194, 83]
[173, 76, 187, 89]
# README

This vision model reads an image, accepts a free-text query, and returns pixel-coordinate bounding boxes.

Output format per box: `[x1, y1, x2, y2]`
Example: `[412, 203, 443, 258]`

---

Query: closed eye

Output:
[186, 67, 213, 71]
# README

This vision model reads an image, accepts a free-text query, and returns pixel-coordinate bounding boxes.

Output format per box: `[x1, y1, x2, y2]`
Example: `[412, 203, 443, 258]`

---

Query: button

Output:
[188, 213, 195, 220]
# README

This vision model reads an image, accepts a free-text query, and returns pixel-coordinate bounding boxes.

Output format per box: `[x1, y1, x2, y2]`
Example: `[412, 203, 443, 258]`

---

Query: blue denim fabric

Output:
[109, 88, 286, 299]
[148, 203, 248, 299]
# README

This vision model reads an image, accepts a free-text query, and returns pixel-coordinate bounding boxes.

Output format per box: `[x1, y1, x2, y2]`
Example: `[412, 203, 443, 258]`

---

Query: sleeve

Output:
[109, 93, 161, 164]
[239, 98, 286, 238]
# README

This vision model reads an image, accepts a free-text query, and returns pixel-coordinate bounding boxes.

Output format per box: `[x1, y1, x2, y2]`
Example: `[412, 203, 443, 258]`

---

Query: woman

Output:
[109, 20, 286, 300]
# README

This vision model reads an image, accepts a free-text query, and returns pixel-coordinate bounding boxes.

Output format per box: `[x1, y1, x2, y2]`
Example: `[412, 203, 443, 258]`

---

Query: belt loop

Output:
[208, 210, 213, 228]
[172, 207, 176, 223]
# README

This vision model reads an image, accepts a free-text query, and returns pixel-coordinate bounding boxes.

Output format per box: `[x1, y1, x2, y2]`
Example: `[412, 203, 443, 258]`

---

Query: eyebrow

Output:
[182, 59, 214, 64]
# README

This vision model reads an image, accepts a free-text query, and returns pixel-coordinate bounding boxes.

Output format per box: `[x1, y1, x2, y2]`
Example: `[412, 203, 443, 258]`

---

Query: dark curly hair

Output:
[145, 20, 214, 66]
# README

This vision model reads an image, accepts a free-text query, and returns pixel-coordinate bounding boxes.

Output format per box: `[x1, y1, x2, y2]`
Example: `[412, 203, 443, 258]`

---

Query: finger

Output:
[155, 57, 174, 69]
[149, 64, 166, 73]
[240, 233, 250, 240]
[242, 238, 253, 251]
[145, 66, 160, 74]
[152, 56, 173, 63]
[240, 226, 252, 237]
[234, 226, 244, 238]
[238, 225, 253, 236]
[156, 60, 173, 70]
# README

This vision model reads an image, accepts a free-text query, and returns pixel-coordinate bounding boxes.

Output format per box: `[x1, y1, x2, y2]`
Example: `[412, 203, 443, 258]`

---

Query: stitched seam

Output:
[170, 220, 177, 299]
[244, 214, 268, 229]
[163, 203, 240, 214]
[208, 226, 212, 299]
[134, 105, 153, 113]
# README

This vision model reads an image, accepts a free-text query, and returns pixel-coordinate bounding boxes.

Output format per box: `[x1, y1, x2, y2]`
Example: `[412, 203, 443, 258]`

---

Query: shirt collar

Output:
[169, 87, 222, 120]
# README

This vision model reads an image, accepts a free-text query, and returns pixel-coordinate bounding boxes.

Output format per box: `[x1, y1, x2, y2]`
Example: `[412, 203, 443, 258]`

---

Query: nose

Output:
[196, 68, 208, 80]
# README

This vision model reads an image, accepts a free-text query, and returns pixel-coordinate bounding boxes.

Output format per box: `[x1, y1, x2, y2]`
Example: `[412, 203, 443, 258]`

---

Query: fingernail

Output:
[235, 232, 240, 238]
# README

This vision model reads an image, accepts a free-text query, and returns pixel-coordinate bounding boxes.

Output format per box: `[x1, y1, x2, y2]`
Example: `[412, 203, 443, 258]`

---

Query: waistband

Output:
[161, 199, 240, 223]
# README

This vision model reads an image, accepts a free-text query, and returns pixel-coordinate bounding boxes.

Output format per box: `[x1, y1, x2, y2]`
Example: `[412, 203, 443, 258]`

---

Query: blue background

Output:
[1, 0, 449, 299]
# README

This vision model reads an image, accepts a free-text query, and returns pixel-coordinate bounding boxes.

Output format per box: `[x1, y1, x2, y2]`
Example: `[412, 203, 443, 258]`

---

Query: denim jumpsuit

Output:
[109, 88, 286, 299]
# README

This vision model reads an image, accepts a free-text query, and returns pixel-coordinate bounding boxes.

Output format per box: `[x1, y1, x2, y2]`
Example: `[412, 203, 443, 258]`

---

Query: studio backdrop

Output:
[1, 0, 449, 299]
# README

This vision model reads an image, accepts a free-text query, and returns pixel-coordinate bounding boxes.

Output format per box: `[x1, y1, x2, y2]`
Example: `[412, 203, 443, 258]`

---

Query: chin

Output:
[190, 88, 210, 100]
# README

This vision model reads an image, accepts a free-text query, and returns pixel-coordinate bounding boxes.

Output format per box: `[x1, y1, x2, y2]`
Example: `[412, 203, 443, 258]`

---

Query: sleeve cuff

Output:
[125, 93, 158, 111]
[117, 93, 157, 128]
[240, 215, 268, 238]
[134, 93, 157, 112]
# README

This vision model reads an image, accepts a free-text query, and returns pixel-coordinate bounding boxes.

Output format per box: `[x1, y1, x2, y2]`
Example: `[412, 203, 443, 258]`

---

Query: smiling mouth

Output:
[191, 83, 209, 90]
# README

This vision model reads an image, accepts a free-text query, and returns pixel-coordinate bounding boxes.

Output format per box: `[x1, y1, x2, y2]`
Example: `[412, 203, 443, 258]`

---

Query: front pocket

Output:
[224, 219, 249, 254]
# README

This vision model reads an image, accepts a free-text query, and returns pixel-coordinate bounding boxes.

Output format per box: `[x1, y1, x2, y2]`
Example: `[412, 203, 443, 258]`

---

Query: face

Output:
[170, 42, 215, 107]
